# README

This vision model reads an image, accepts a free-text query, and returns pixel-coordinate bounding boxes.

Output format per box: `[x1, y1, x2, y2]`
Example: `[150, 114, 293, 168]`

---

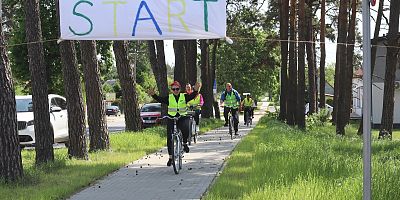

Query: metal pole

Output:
[362, 0, 372, 199]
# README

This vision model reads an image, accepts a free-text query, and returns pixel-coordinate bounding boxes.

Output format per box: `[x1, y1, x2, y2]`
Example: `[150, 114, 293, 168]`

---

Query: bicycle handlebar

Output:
[162, 115, 182, 121]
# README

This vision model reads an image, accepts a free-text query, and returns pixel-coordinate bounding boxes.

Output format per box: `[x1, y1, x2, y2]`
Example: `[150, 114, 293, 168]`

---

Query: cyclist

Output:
[220, 83, 241, 135]
[241, 94, 253, 125]
[186, 83, 204, 132]
[148, 81, 200, 166]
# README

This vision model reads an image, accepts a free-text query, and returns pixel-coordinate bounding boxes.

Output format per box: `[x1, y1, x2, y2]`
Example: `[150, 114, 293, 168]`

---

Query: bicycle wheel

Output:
[192, 119, 197, 144]
[172, 134, 180, 174]
[228, 115, 233, 140]
[188, 119, 192, 146]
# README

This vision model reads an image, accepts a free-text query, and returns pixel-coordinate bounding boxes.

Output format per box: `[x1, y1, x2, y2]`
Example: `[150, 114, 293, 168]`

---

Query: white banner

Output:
[59, 0, 226, 40]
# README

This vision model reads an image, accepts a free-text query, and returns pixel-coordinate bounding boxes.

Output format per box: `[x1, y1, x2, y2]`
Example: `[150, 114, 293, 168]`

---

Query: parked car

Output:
[106, 105, 120, 116]
[16, 94, 69, 146]
[305, 103, 333, 116]
[140, 103, 162, 128]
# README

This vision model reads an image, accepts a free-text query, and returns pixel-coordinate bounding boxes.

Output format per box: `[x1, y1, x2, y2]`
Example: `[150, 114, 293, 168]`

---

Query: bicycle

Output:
[187, 109, 197, 145]
[162, 115, 184, 174]
[244, 107, 252, 127]
[225, 107, 236, 140]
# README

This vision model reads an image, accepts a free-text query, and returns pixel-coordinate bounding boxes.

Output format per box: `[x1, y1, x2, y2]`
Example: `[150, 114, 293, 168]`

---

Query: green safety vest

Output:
[168, 94, 187, 116]
[243, 98, 253, 107]
[187, 94, 201, 110]
[225, 92, 239, 109]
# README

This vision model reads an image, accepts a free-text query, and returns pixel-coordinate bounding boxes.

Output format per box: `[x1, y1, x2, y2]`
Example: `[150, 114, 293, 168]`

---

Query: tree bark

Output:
[305, 0, 316, 115]
[279, 0, 289, 122]
[59, 41, 88, 159]
[25, 0, 54, 164]
[0, 24, 23, 182]
[319, 0, 326, 108]
[297, 0, 306, 128]
[287, 0, 297, 125]
[200, 39, 214, 118]
[80, 41, 109, 152]
[186, 40, 197, 85]
[380, 0, 400, 138]
[113, 41, 142, 132]
[55, 0, 87, 160]
[358, 0, 384, 135]
[211, 40, 220, 119]
[344, 0, 357, 125]
[147, 41, 168, 117]
[173, 40, 187, 86]
[335, 0, 349, 135]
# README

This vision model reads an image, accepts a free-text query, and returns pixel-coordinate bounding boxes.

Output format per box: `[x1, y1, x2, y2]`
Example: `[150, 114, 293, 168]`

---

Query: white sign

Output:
[59, 0, 226, 40]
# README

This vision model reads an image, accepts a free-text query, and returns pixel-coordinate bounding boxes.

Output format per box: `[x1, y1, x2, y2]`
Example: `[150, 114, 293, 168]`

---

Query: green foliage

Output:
[9, 0, 64, 95]
[97, 41, 117, 82]
[205, 117, 400, 200]
[306, 108, 331, 128]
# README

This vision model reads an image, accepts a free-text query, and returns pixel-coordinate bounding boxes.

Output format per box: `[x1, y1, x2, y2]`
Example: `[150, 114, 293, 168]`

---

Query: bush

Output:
[307, 108, 331, 128]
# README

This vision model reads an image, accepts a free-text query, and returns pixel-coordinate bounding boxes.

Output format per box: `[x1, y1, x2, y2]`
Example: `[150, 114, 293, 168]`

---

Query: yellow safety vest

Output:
[168, 94, 187, 116]
[187, 94, 201, 110]
[225, 92, 239, 109]
[243, 98, 253, 107]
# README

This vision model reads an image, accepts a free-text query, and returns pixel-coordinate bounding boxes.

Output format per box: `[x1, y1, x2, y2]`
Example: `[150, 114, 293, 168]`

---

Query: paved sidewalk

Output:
[69, 102, 268, 200]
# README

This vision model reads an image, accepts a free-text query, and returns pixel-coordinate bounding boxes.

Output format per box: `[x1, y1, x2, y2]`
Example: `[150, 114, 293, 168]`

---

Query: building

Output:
[352, 37, 400, 127]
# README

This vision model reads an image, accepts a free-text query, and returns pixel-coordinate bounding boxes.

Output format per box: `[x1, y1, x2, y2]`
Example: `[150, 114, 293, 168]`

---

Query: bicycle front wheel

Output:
[172, 134, 181, 174]
[228, 115, 233, 139]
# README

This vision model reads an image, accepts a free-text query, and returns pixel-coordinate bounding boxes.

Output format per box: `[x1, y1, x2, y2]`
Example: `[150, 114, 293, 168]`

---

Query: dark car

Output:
[106, 105, 120, 116]
[140, 103, 162, 128]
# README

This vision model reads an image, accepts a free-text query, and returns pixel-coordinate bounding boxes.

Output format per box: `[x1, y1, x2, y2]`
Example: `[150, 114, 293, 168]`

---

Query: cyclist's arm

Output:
[151, 94, 169, 104]
[185, 91, 198, 102]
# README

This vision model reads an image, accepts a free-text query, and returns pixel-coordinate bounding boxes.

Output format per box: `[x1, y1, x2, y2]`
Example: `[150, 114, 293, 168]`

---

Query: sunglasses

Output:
[171, 88, 180, 91]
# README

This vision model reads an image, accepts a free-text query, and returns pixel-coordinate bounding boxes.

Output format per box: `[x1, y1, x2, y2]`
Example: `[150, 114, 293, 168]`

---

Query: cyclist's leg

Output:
[232, 108, 239, 132]
[178, 117, 190, 152]
[166, 119, 174, 165]
[194, 110, 200, 125]
[223, 107, 229, 125]
[244, 107, 249, 124]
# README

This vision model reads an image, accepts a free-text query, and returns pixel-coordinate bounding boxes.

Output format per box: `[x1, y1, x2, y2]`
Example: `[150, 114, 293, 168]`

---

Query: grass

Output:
[0, 126, 166, 200]
[204, 117, 400, 200]
[199, 118, 224, 134]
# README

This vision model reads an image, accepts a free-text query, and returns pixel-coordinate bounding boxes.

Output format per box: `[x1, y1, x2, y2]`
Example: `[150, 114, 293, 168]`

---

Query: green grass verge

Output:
[199, 118, 224, 134]
[0, 127, 166, 200]
[204, 117, 400, 200]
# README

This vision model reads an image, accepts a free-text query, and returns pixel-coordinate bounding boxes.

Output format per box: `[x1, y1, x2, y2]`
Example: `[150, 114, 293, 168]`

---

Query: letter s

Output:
[69, 0, 94, 36]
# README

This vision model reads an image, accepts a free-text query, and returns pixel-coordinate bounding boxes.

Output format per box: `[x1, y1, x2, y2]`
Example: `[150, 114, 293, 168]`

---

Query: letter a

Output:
[132, 1, 162, 36]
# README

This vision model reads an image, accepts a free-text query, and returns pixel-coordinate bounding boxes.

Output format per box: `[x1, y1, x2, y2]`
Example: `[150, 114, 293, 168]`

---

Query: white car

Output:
[305, 103, 333, 116]
[16, 94, 69, 146]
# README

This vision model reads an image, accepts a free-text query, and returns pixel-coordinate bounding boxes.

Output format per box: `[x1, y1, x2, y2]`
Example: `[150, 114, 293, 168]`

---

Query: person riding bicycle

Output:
[220, 83, 241, 135]
[186, 83, 204, 132]
[148, 81, 200, 166]
[241, 94, 253, 125]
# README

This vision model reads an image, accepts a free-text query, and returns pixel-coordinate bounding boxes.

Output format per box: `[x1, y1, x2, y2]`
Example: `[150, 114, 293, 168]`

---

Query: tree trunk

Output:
[25, 0, 54, 164]
[80, 41, 109, 152]
[297, 0, 306, 129]
[335, 0, 349, 135]
[380, 0, 400, 139]
[344, 0, 357, 125]
[173, 40, 187, 86]
[113, 41, 142, 132]
[358, 0, 384, 135]
[287, 0, 297, 125]
[186, 40, 197, 85]
[55, 0, 87, 160]
[319, 0, 326, 108]
[279, 0, 289, 122]
[0, 24, 23, 182]
[147, 40, 168, 117]
[211, 40, 220, 119]
[59, 41, 88, 159]
[305, 0, 316, 115]
[200, 40, 214, 118]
